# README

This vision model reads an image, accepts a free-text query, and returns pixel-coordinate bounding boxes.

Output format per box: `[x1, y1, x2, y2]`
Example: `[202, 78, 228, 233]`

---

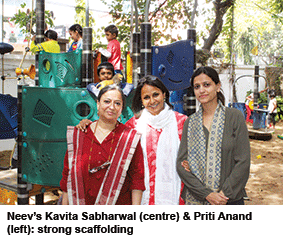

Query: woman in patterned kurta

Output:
[176, 66, 250, 205]
[127, 75, 187, 205]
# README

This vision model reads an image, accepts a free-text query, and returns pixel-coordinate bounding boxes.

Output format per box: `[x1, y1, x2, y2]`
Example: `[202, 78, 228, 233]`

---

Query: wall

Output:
[219, 65, 267, 105]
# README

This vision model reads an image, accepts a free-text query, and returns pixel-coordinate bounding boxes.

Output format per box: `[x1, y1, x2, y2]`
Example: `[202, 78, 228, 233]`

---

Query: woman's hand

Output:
[132, 190, 143, 205]
[61, 192, 69, 205]
[76, 119, 91, 132]
[206, 191, 229, 205]
[181, 160, 191, 172]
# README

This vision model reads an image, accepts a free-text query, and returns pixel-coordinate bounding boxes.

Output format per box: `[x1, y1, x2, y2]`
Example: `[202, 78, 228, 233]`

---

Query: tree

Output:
[100, 0, 234, 65]
[202, 0, 234, 52]
[74, 0, 108, 50]
[230, 0, 283, 66]
[10, 2, 54, 38]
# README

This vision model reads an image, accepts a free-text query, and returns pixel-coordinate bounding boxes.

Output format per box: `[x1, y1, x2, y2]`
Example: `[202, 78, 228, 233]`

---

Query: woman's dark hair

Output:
[97, 62, 114, 77]
[132, 75, 173, 113]
[190, 66, 225, 105]
[97, 84, 126, 110]
[44, 30, 58, 41]
[104, 24, 118, 37]
[69, 24, 83, 37]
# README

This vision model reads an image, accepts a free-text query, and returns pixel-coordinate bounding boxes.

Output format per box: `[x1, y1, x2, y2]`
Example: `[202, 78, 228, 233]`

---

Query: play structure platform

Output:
[247, 125, 273, 141]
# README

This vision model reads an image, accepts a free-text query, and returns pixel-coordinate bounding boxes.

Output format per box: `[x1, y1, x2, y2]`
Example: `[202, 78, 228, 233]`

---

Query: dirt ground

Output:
[245, 121, 283, 205]
[0, 122, 283, 205]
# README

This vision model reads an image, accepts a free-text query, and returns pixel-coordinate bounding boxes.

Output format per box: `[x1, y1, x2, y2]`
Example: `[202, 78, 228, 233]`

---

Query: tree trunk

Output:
[202, 0, 234, 51]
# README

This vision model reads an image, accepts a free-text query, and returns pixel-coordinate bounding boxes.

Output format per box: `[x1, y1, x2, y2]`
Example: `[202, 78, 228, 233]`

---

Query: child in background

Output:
[68, 24, 83, 52]
[245, 87, 269, 125]
[268, 90, 277, 129]
[91, 62, 123, 93]
[97, 25, 123, 75]
[30, 30, 60, 54]
[97, 62, 115, 81]
[245, 92, 254, 125]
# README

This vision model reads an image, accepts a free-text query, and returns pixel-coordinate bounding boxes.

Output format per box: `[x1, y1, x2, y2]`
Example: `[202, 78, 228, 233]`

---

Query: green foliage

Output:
[246, 89, 268, 104]
[100, 0, 199, 55]
[235, 30, 256, 65]
[212, 0, 283, 66]
[276, 97, 283, 121]
[74, 0, 98, 49]
[74, 0, 95, 27]
[10, 2, 55, 37]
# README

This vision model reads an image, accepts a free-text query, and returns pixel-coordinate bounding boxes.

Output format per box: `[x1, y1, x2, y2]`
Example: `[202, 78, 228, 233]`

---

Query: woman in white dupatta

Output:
[127, 75, 187, 205]
[177, 66, 250, 205]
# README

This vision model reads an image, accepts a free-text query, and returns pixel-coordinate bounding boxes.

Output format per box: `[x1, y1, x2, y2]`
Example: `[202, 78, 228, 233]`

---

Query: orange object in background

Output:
[15, 64, 35, 79]
[93, 52, 102, 83]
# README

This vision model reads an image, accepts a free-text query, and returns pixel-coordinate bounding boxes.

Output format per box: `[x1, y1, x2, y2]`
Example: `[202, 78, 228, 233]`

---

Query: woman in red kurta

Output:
[60, 85, 145, 205]
[128, 75, 187, 205]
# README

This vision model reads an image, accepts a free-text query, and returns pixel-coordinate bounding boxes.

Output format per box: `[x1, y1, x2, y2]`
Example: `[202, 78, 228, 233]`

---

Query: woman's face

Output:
[97, 89, 123, 122]
[69, 30, 80, 42]
[193, 73, 221, 105]
[141, 84, 166, 116]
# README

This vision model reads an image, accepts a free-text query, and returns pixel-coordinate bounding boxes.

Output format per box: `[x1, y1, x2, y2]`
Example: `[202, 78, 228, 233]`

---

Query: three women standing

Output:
[66, 67, 250, 205]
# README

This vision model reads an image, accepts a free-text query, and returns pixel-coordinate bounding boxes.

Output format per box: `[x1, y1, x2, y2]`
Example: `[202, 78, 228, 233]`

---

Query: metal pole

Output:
[17, 86, 29, 205]
[253, 65, 259, 109]
[1, 54, 4, 93]
[140, 22, 151, 77]
[81, 27, 93, 89]
[144, 0, 151, 22]
[184, 29, 196, 116]
[1, 0, 4, 93]
[1, 0, 3, 42]
[132, 32, 140, 86]
[85, 0, 89, 27]
[34, 0, 45, 86]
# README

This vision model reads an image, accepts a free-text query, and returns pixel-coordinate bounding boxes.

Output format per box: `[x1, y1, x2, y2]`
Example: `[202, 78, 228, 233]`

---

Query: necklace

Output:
[88, 120, 117, 173]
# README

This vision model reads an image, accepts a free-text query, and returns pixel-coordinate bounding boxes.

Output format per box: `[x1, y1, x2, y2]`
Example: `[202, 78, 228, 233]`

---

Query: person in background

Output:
[267, 90, 277, 129]
[96, 25, 123, 75]
[245, 87, 268, 125]
[88, 62, 124, 97]
[30, 29, 60, 54]
[68, 24, 83, 52]
[60, 85, 145, 205]
[177, 66, 250, 205]
[245, 92, 254, 125]
[97, 62, 115, 81]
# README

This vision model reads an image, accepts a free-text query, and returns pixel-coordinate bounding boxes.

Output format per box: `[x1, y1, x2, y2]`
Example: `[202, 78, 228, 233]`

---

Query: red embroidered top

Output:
[126, 111, 187, 205]
[60, 123, 145, 205]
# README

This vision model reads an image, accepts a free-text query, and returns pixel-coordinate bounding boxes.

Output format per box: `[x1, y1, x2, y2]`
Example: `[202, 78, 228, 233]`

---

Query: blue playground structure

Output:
[0, 94, 17, 140]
